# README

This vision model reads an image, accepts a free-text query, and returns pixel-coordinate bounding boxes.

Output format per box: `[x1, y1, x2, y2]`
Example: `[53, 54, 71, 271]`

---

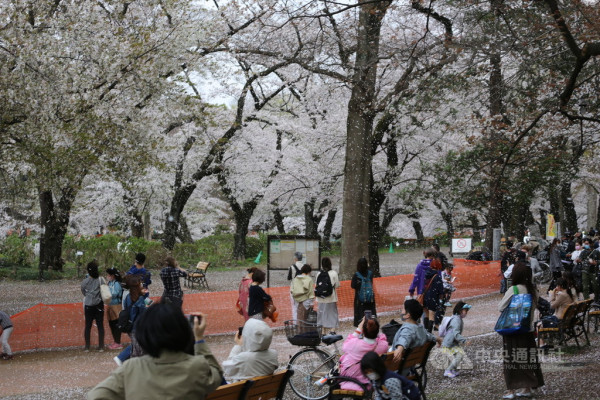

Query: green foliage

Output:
[0, 234, 36, 269]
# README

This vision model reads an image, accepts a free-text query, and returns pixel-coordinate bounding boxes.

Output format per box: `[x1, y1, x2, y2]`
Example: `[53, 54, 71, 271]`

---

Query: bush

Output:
[0, 234, 36, 269]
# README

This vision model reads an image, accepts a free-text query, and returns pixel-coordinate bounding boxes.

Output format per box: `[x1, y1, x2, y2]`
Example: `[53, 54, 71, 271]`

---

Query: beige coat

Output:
[88, 343, 222, 400]
[290, 274, 315, 303]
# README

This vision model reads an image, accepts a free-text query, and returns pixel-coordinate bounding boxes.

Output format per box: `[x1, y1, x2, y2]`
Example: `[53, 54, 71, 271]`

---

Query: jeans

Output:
[1, 326, 13, 355]
[117, 343, 132, 362]
[84, 303, 105, 350]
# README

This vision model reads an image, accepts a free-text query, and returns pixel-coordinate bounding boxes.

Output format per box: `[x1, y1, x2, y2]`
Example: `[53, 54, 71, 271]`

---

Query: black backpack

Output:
[117, 297, 134, 333]
[315, 271, 334, 298]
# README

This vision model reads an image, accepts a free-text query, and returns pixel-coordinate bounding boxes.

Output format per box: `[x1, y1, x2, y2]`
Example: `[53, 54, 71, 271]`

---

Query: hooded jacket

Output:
[222, 319, 279, 382]
[290, 274, 315, 303]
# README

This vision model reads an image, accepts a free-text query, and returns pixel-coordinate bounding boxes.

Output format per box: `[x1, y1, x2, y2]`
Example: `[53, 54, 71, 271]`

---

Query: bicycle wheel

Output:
[287, 347, 335, 400]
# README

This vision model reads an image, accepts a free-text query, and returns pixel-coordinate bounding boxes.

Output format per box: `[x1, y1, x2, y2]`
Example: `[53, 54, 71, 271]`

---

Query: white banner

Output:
[452, 238, 472, 253]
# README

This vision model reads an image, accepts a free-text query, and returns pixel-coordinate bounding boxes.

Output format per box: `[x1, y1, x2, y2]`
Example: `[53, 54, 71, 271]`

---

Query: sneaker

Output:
[108, 343, 122, 350]
[2, 354, 14, 360]
[503, 391, 515, 399]
[515, 389, 532, 398]
[443, 370, 457, 378]
[98, 348, 105, 353]
[444, 302, 452, 307]
[84, 348, 90, 353]
[451, 370, 460, 376]
[113, 356, 123, 366]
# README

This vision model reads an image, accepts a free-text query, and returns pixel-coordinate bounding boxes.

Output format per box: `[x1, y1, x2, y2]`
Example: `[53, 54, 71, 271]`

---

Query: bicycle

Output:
[285, 320, 344, 400]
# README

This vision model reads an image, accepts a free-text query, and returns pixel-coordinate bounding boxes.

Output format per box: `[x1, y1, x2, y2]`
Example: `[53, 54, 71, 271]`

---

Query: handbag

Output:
[495, 286, 533, 335]
[262, 299, 278, 322]
[236, 299, 244, 316]
[100, 278, 112, 304]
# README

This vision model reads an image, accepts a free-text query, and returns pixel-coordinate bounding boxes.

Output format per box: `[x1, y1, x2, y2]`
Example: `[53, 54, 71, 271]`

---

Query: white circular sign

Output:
[457, 239, 467, 249]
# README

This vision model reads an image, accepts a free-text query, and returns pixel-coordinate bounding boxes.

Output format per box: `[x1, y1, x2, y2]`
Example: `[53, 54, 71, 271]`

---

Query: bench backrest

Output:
[382, 352, 400, 372]
[575, 299, 592, 318]
[245, 370, 293, 400]
[560, 303, 580, 327]
[205, 380, 252, 400]
[196, 261, 210, 272]
[398, 340, 436, 371]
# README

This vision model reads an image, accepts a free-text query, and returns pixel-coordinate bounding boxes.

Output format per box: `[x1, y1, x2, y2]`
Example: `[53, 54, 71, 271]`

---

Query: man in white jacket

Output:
[222, 319, 279, 383]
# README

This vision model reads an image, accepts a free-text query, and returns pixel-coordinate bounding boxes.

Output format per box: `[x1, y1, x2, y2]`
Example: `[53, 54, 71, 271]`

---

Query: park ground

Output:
[1, 249, 600, 399]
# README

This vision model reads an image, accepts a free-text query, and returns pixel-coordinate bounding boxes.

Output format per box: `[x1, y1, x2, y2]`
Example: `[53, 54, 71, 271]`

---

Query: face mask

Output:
[366, 372, 380, 381]
[576, 245, 581, 250]
[584, 244, 590, 249]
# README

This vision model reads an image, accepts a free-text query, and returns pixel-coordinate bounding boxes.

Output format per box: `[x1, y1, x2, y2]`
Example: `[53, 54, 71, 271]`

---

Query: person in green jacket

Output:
[88, 303, 223, 400]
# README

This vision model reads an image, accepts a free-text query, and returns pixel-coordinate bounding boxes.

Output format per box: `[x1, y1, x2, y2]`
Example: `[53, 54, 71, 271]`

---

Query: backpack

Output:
[438, 316, 454, 337]
[315, 271, 334, 298]
[287, 264, 301, 280]
[117, 296, 134, 333]
[357, 271, 374, 303]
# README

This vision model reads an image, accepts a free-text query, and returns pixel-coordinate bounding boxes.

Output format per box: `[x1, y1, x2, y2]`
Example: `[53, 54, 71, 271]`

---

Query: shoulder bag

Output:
[495, 286, 533, 335]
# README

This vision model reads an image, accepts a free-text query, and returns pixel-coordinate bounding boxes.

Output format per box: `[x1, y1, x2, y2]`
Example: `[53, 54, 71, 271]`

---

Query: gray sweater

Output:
[81, 276, 102, 306]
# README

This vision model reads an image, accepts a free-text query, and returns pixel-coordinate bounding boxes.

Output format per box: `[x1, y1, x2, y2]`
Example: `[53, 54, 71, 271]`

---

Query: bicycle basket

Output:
[284, 320, 323, 346]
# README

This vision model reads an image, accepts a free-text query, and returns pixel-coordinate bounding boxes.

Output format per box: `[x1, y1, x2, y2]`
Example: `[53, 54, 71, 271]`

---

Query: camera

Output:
[238, 327, 243, 337]
[364, 310, 372, 320]
[188, 314, 202, 325]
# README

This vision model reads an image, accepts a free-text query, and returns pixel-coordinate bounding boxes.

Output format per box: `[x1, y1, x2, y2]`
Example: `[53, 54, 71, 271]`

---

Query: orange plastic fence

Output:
[6, 259, 500, 352]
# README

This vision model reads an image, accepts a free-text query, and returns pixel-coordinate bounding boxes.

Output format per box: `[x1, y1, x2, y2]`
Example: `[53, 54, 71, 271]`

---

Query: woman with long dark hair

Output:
[81, 260, 105, 352]
[351, 257, 376, 327]
[316, 257, 340, 334]
[89, 304, 222, 399]
[498, 261, 544, 399]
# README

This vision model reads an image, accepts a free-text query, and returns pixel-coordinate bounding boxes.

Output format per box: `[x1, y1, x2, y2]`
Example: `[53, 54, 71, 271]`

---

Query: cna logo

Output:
[428, 347, 474, 371]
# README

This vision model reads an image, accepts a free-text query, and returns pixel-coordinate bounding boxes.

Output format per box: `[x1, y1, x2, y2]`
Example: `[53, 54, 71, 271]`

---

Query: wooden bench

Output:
[206, 380, 252, 400]
[327, 376, 372, 400]
[205, 370, 293, 400]
[246, 370, 294, 400]
[185, 261, 210, 290]
[537, 299, 592, 348]
[382, 340, 435, 400]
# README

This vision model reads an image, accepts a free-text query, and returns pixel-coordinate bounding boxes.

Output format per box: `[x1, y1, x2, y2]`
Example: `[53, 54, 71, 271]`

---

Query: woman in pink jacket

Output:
[339, 317, 389, 391]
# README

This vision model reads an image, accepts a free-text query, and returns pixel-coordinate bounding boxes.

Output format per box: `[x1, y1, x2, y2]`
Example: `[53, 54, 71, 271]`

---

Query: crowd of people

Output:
[4, 231, 597, 400]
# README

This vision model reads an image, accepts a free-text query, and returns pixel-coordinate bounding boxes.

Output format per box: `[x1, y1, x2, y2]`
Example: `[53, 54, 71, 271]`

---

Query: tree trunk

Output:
[322, 209, 337, 251]
[340, 0, 391, 279]
[368, 187, 385, 277]
[163, 183, 197, 250]
[273, 207, 286, 234]
[587, 184, 598, 230]
[177, 215, 194, 244]
[485, 184, 503, 250]
[232, 201, 258, 260]
[412, 219, 425, 244]
[440, 209, 454, 245]
[305, 199, 319, 237]
[130, 211, 144, 238]
[469, 214, 481, 243]
[484, 0, 508, 250]
[561, 181, 577, 233]
[39, 189, 74, 274]
[143, 212, 151, 240]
